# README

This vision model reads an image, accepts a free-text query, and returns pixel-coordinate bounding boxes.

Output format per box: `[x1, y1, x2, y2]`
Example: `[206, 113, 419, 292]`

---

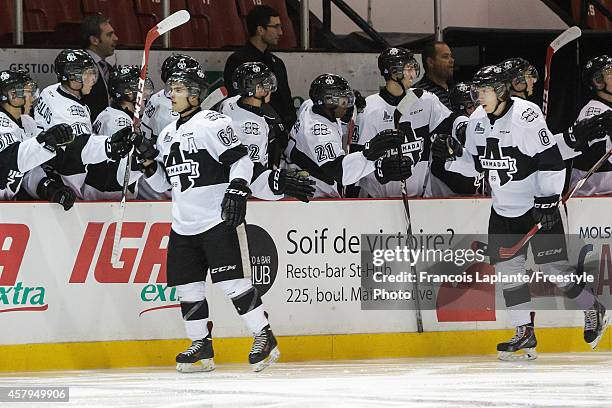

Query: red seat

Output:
[237, 0, 298, 49]
[0, 0, 55, 46]
[185, 0, 246, 48]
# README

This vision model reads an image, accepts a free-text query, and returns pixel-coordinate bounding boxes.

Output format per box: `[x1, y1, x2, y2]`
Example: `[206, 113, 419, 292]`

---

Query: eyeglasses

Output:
[265, 24, 283, 30]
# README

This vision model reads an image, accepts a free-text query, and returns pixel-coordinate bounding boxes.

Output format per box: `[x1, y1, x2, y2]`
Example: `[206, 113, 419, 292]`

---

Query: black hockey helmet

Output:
[583, 54, 612, 91]
[231, 62, 278, 97]
[55, 49, 98, 83]
[309, 73, 354, 108]
[161, 54, 200, 83]
[470, 64, 512, 102]
[449, 82, 474, 112]
[108, 65, 154, 102]
[0, 69, 38, 103]
[164, 66, 208, 101]
[378, 47, 420, 80]
[500, 57, 539, 85]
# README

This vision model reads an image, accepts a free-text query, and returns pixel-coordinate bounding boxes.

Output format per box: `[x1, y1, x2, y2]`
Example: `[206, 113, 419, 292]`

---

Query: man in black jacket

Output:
[223, 5, 296, 158]
[80, 14, 118, 121]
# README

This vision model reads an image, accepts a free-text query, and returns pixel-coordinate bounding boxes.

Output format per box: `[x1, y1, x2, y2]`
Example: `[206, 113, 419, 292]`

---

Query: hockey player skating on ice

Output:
[433, 65, 609, 360]
[91, 65, 158, 199]
[429, 81, 485, 197]
[140, 67, 314, 372]
[284, 73, 410, 197]
[0, 69, 74, 206]
[33, 49, 138, 200]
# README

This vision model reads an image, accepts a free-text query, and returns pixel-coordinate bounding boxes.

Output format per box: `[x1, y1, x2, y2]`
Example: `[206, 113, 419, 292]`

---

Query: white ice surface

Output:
[1, 353, 611, 407]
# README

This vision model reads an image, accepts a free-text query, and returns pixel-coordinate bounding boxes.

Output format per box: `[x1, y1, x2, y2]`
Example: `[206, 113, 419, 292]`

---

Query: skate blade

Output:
[589, 311, 610, 350]
[176, 358, 215, 373]
[251, 347, 280, 372]
[497, 348, 537, 361]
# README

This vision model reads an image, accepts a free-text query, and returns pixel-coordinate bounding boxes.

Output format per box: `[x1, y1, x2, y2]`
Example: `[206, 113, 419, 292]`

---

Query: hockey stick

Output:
[394, 93, 424, 333]
[496, 146, 612, 259]
[200, 86, 228, 110]
[111, 10, 191, 266]
[542, 26, 582, 118]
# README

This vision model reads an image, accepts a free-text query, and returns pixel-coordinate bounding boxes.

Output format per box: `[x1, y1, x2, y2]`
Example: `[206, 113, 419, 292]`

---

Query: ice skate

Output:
[584, 301, 610, 350]
[249, 325, 280, 372]
[497, 322, 537, 361]
[176, 323, 215, 373]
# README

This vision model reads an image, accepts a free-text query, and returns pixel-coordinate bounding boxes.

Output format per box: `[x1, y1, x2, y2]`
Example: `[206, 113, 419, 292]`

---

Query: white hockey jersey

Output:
[354, 90, 403, 197]
[34, 84, 110, 199]
[460, 97, 565, 217]
[555, 98, 611, 196]
[141, 89, 179, 141]
[284, 99, 375, 198]
[429, 115, 485, 197]
[0, 110, 54, 200]
[219, 95, 270, 166]
[146, 108, 278, 236]
[395, 89, 454, 197]
[91, 106, 141, 199]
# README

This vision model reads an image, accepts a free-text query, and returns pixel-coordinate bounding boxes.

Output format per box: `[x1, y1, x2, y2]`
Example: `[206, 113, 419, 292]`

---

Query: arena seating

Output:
[1, 0, 298, 49]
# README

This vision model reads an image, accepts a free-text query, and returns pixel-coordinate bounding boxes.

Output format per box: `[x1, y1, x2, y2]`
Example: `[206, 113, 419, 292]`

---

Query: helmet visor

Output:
[260, 73, 278, 94]
[164, 79, 202, 99]
[323, 88, 355, 108]
[65, 64, 99, 86]
[470, 83, 505, 103]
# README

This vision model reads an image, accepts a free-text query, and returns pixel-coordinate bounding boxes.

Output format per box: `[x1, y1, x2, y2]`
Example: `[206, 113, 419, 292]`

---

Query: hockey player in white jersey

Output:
[284, 73, 409, 197]
[221, 62, 313, 201]
[348, 47, 420, 197]
[433, 65, 609, 359]
[33, 49, 137, 200]
[499, 57, 539, 100]
[554, 55, 612, 195]
[358, 47, 460, 197]
[139, 54, 200, 199]
[430, 81, 484, 196]
[0, 69, 75, 208]
[141, 67, 314, 373]
[91, 65, 158, 199]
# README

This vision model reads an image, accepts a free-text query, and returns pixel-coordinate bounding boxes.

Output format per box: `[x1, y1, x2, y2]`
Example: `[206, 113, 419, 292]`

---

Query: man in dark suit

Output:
[224, 5, 296, 165]
[80, 14, 119, 122]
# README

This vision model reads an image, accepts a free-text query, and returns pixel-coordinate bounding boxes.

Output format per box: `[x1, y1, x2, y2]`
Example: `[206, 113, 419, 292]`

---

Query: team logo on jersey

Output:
[69, 105, 88, 117]
[0, 117, 10, 128]
[165, 142, 200, 192]
[586, 106, 602, 117]
[474, 122, 485, 134]
[520, 107, 539, 122]
[312, 123, 331, 136]
[0, 72, 9, 81]
[382, 110, 393, 122]
[479, 138, 517, 186]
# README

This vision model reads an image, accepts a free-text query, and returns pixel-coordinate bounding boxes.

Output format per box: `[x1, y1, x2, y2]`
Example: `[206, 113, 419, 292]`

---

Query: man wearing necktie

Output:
[80, 14, 119, 121]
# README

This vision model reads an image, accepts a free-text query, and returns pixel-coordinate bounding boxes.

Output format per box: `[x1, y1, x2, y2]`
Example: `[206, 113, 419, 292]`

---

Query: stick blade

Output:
[200, 86, 228, 110]
[156, 10, 191, 35]
[550, 26, 581, 51]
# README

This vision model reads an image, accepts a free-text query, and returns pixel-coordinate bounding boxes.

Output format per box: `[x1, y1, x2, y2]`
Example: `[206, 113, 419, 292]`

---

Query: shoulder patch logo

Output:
[475, 122, 485, 134]
[520, 107, 539, 122]
[382, 110, 393, 122]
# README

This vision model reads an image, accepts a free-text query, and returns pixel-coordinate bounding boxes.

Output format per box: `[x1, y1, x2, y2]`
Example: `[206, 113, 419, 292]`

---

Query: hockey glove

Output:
[133, 133, 159, 162]
[374, 155, 413, 184]
[37, 177, 76, 211]
[363, 128, 406, 161]
[106, 126, 135, 160]
[268, 169, 316, 202]
[563, 110, 611, 151]
[221, 178, 251, 227]
[36, 123, 74, 151]
[533, 194, 560, 231]
[431, 134, 462, 161]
